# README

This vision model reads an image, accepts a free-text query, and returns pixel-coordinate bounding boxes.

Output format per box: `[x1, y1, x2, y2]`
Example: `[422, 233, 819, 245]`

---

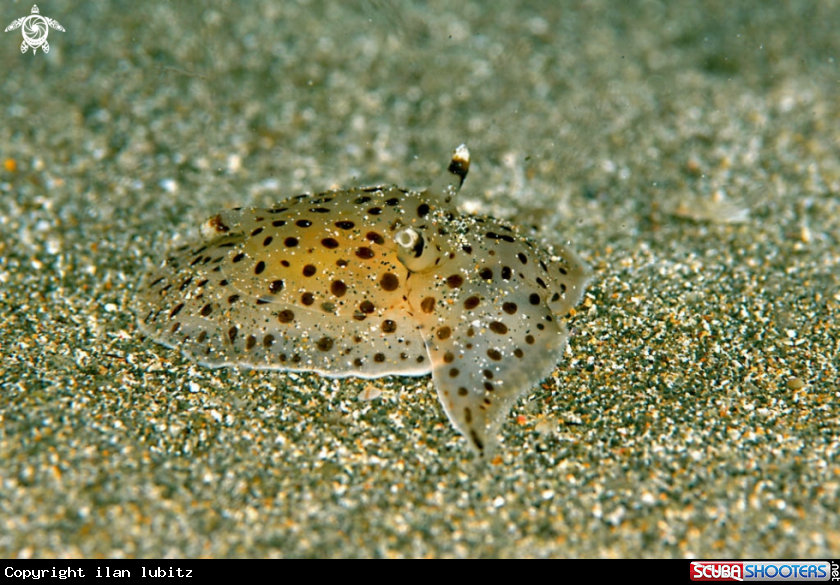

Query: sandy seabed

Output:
[1, 1, 838, 558]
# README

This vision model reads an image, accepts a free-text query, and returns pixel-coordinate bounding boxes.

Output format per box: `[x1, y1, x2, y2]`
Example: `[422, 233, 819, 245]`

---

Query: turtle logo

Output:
[5, 5, 65, 54]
